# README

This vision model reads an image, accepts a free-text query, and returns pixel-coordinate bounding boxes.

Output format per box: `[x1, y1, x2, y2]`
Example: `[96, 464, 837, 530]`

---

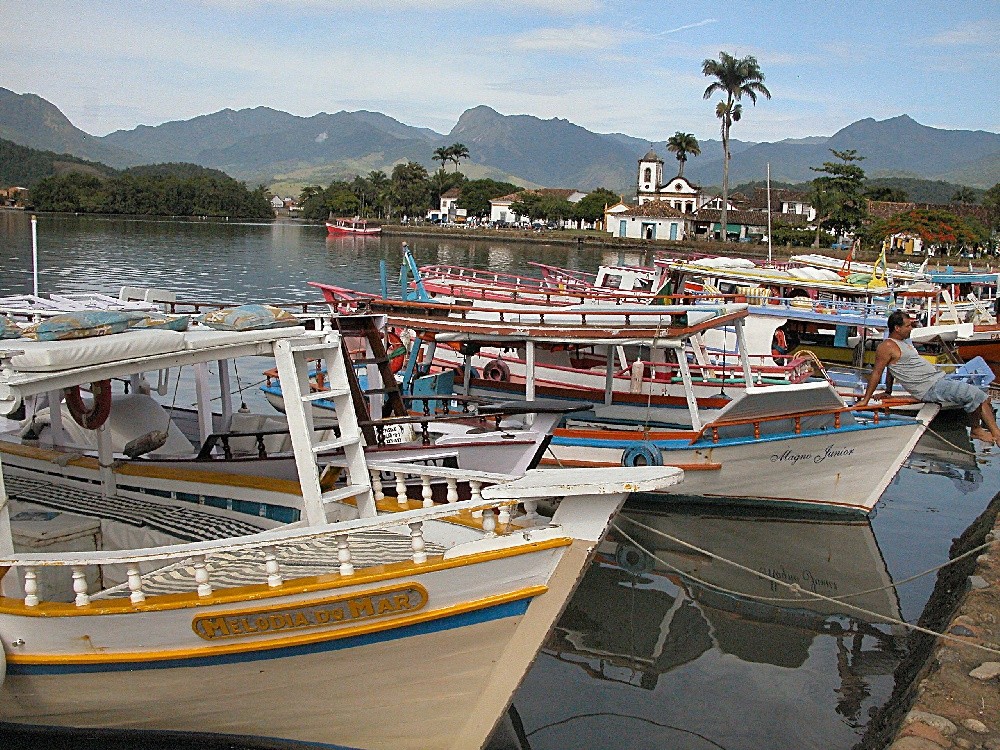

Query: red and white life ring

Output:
[64, 380, 113, 430]
[483, 359, 510, 382]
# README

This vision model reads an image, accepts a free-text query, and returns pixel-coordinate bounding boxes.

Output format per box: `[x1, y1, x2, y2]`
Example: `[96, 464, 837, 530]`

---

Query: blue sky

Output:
[3, 1, 997, 142]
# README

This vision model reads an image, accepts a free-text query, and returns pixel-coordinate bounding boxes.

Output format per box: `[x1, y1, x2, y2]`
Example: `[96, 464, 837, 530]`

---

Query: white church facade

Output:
[635, 149, 706, 213]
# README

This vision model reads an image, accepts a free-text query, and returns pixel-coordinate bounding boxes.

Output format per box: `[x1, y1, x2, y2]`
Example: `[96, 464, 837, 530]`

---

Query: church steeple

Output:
[637, 147, 664, 205]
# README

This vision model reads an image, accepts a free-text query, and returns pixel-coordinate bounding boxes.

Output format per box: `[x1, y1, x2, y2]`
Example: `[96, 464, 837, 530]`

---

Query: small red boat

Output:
[326, 217, 381, 235]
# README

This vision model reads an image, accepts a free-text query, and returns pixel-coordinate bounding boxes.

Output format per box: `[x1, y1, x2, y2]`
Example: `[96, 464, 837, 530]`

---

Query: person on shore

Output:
[857, 310, 1000, 443]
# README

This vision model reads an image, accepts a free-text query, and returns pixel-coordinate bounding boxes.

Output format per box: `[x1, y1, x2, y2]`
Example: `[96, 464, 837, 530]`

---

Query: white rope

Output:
[614, 515, 1000, 656]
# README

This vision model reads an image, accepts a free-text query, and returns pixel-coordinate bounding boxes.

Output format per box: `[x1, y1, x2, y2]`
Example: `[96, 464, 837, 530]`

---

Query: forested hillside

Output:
[29, 161, 273, 219]
[0, 138, 113, 187]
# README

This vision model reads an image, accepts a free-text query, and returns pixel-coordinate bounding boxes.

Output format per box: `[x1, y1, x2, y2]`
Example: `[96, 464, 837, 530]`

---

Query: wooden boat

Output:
[356, 297, 937, 514]
[326, 217, 381, 235]
[0, 317, 683, 747]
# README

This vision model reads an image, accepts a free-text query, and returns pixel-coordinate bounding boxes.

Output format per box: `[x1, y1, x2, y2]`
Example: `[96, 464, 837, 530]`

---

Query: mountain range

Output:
[2, 87, 999, 194]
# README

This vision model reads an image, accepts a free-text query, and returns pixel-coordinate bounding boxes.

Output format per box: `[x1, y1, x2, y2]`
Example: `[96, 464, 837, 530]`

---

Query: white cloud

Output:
[512, 25, 626, 52]
[654, 18, 717, 37]
[923, 20, 999, 46]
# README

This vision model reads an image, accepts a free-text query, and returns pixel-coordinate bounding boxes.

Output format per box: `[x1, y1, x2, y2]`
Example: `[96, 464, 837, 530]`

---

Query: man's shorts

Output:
[924, 377, 989, 414]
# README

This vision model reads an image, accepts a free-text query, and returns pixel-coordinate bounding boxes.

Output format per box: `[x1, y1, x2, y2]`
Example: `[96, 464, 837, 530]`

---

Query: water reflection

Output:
[904, 412, 984, 494]
[519, 505, 908, 748]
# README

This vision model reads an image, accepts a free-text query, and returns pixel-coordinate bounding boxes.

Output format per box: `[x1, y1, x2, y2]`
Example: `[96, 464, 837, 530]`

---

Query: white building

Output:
[427, 187, 467, 223]
[605, 201, 689, 241]
[489, 188, 586, 226]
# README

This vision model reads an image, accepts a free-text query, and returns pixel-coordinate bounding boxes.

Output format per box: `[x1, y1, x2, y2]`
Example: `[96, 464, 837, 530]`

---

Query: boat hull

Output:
[0, 536, 598, 749]
[544, 409, 934, 514]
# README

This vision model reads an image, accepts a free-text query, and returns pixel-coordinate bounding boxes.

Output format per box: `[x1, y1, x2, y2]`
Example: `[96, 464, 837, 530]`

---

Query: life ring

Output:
[64, 380, 112, 430]
[622, 442, 663, 467]
[386, 331, 406, 374]
[483, 359, 510, 382]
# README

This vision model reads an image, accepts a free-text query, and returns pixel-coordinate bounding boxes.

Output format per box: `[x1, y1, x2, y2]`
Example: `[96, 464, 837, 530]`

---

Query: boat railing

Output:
[420, 264, 565, 290]
[368, 297, 725, 327]
[0, 463, 531, 609]
[416, 276, 658, 306]
[692, 400, 913, 445]
[620, 354, 814, 386]
[195, 399, 519, 459]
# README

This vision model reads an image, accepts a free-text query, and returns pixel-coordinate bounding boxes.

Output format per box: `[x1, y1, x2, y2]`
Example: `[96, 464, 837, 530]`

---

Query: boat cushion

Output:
[199, 304, 299, 331]
[0, 315, 21, 339]
[21, 311, 131, 341]
[0, 329, 186, 372]
[122, 311, 191, 331]
[182, 326, 307, 349]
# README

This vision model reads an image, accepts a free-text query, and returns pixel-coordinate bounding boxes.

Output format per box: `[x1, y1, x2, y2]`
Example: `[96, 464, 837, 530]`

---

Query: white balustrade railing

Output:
[0, 462, 529, 609]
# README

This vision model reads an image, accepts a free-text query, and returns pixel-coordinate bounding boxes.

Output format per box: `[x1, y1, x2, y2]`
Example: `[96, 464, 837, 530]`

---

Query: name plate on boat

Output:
[191, 583, 428, 641]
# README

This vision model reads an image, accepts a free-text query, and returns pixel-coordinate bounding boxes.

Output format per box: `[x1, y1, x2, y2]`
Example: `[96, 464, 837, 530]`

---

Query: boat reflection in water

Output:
[903, 411, 984, 494]
[537, 504, 907, 742]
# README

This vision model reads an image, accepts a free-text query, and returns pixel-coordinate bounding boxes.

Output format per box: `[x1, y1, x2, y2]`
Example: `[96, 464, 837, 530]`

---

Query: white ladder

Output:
[273, 334, 376, 524]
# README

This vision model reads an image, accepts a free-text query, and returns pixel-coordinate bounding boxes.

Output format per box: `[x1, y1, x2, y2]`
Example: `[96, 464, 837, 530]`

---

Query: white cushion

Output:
[0, 330, 185, 372]
[182, 326, 307, 349]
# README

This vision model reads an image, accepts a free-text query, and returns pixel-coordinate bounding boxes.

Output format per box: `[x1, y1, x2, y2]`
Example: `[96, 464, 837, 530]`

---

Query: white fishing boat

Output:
[0, 316, 683, 748]
[361, 297, 937, 514]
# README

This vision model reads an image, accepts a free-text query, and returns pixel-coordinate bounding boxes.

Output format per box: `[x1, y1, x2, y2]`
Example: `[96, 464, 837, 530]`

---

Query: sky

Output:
[2, 1, 998, 143]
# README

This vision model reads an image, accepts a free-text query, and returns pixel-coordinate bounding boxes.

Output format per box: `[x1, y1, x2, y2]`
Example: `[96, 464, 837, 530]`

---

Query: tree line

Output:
[28, 164, 273, 219]
[298, 155, 623, 227]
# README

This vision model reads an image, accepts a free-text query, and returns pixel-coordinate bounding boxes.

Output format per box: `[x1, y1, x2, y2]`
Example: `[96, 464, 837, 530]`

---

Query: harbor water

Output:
[0, 213, 997, 750]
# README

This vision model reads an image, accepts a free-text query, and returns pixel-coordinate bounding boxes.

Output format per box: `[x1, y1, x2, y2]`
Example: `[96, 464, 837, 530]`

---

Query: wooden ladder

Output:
[273, 334, 376, 523]
[332, 315, 408, 445]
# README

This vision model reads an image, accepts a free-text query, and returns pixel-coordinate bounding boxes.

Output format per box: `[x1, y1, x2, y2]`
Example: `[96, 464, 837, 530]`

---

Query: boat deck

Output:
[94, 529, 442, 599]
[4, 473, 444, 598]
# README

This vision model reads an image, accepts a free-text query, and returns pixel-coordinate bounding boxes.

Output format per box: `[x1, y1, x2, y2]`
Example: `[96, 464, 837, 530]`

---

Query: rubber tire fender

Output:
[483, 359, 510, 382]
[621, 441, 664, 467]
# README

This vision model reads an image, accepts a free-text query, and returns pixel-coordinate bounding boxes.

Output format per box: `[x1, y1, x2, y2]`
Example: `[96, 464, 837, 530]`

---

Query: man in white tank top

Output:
[858, 311, 1000, 444]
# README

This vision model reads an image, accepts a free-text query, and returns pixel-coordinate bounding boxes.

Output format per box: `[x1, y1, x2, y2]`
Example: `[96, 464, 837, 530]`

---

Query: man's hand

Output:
[856, 392, 884, 407]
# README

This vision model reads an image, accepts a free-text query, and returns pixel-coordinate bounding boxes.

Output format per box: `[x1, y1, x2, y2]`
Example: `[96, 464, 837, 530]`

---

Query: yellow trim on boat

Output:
[115, 463, 304, 495]
[0, 441, 306, 496]
[0, 536, 570, 617]
[5, 585, 548, 665]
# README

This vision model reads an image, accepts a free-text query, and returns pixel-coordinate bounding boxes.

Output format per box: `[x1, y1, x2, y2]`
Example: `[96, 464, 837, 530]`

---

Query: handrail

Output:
[689, 401, 913, 445]
[0, 492, 519, 569]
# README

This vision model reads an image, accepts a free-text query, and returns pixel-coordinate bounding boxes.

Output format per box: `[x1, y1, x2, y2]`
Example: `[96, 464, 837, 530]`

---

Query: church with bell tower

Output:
[635, 147, 703, 214]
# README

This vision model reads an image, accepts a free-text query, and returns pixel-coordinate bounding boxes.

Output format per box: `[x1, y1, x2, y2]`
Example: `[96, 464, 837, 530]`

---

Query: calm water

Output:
[0, 213, 996, 750]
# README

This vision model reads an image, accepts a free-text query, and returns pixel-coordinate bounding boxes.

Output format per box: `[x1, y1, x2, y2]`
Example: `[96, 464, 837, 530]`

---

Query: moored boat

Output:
[0, 311, 683, 748]
[326, 217, 381, 235]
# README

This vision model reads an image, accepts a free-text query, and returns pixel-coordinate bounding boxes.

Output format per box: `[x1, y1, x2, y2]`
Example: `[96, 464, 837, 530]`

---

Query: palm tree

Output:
[702, 51, 771, 242]
[448, 143, 470, 172]
[666, 132, 701, 178]
[432, 146, 453, 172]
[809, 183, 837, 248]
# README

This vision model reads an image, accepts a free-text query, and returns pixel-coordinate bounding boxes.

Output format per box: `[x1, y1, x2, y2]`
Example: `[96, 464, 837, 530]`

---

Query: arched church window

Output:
[643, 168, 651, 182]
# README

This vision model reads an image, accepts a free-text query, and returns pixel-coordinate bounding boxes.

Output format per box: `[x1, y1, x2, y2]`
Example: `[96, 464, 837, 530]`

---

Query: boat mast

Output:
[766, 164, 773, 265]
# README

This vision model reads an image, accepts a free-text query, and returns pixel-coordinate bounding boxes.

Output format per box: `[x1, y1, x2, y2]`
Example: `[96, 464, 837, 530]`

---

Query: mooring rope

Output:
[613, 515, 1000, 656]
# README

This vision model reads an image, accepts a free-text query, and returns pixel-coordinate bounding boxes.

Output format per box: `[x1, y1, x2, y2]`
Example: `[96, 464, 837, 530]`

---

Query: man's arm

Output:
[857, 342, 896, 406]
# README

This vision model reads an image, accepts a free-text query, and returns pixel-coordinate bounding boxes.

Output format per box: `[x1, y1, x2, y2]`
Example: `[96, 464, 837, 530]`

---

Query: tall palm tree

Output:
[702, 51, 771, 242]
[448, 143, 470, 172]
[666, 132, 701, 178]
[432, 146, 453, 172]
